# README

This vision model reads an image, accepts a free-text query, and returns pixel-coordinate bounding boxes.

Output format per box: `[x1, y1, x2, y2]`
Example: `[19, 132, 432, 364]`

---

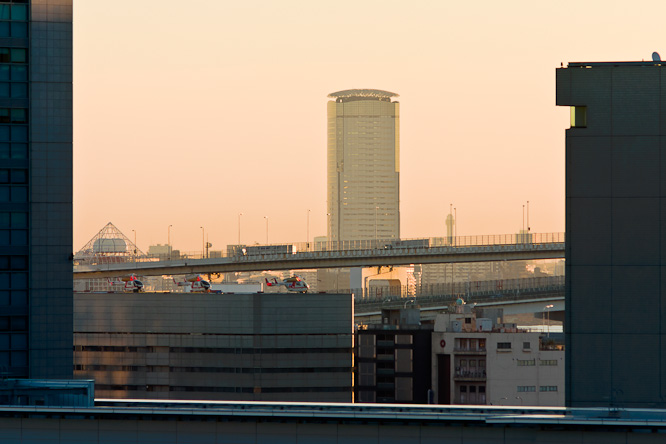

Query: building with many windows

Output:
[431, 300, 563, 406]
[327, 89, 400, 244]
[0, 1, 72, 379]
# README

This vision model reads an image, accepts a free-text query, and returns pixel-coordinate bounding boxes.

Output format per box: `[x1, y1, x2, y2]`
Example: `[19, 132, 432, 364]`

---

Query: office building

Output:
[74, 292, 353, 402]
[431, 301, 564, 406]
[327, 89, 400, 244]
[557, 59, 666, 408]
[355, 308, 433, 403]
[0, 1, 72, 379]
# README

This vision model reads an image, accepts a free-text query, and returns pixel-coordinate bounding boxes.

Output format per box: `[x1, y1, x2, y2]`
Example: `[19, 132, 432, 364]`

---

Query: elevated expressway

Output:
[73, 233, 564, 280]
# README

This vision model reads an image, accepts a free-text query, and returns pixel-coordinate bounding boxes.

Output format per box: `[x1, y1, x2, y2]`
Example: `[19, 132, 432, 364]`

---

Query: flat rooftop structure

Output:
[1, 401, 666, 443]
[566, 61, 665, 67]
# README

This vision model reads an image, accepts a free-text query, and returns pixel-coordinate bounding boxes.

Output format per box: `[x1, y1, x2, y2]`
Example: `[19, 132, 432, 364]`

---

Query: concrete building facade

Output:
[73, 292, 353, 402]
[0, 0, 72, 380]
[431, 302, 564, 406]
[557, 60, 666, 407]
[327, 89, 400, 244]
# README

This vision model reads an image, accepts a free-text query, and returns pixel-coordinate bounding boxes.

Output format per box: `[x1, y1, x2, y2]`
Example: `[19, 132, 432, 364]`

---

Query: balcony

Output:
[453, 369, 486, 381]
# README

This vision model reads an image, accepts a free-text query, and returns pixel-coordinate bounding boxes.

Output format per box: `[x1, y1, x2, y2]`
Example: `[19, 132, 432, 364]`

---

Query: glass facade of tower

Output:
[327, 90, 400, 244]
[0, 0, 72, 379]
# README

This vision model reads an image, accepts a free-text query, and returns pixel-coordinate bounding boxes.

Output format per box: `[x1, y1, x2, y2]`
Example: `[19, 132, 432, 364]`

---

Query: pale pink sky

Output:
[73, 0, 664, 253]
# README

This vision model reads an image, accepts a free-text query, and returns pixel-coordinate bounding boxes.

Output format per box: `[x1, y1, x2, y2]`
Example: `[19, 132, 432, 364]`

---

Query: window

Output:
[523, 342, 531, 350]
[539, 360, 558, 366]
[517, 386, 536, 393]
[570, 106, 587, 128]
[497, 342, 511, 350]
[517, 359, 535, 366]
[540, 386, 558, 392]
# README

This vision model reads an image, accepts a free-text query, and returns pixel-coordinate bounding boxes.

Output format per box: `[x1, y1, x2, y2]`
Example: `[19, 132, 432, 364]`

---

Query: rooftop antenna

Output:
[652, 52, 661, 62]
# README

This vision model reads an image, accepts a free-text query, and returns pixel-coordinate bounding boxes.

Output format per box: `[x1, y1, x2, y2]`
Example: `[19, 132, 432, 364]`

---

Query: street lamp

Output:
[131, 229, 137, 259]
[306, 209, 311, 249]
[168, 224, 172, 261]
[264, 216, 269, 244]
[200, 226, 205, 259]
[454, 207, 457, 244]
[544, 304, 554, 338]
[238, 213, 242, 245]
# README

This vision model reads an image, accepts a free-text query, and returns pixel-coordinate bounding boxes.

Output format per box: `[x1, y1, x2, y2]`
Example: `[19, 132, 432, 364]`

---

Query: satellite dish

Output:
[652, 52, 661, 62]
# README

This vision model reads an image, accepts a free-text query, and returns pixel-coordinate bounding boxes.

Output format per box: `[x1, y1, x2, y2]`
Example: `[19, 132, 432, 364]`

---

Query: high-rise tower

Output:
[327, 89, 400, 244]
[0, 1, 73, 379]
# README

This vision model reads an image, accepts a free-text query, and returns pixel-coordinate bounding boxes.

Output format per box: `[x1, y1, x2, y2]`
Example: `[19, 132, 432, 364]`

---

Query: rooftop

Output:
[328, 89, 399, 99]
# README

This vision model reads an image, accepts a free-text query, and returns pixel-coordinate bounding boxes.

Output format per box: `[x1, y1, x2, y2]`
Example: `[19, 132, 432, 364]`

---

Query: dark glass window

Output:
[0, 66, 7, 82]
[10, 83, 26, 98]
[0, 231, 6, 246]
[10, 169, 25, 184]
[0, 186, 9, 202]
[10, 126, 26, 142]
[10, 186, 26, 202]
[10, 21, 26, 37]
[10, 229, 26, 246]
[11, 350, 26, 366]
[11, 290, 26, 306]
[0, 214, 6, 228]
[11, 317, 26, 331]
[10, 5, 26, 21]
[10, 255, 26, 269]
[0, 169, 8, 183]
[0, 256, 7, 268]
[0, 6, 9, 20]
[0, 273, 8, 288]
[10, 272, 26, 289]
[0, 22, 8, 38]
[0, 82, 8, 98]
[10, 212, 26, 228]
[0, 291, 7, 305]
[10, 108, 25, 123]
[0, 143, 7, 159]
[0, 109, 9, 123]
[9, 49, 25, 63]
[10, 66, 25, 81]
[10, 143, 25, 159]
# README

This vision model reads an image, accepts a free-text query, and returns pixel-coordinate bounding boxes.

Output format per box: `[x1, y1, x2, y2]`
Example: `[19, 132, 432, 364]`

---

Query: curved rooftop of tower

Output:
[328, 89, 399, 100]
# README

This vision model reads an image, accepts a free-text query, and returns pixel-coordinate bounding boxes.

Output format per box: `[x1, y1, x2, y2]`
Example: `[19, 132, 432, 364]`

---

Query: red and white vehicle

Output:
[265, 275, 309, 293]
[173, 275, 211, 293]
[108, 274, 144, 293]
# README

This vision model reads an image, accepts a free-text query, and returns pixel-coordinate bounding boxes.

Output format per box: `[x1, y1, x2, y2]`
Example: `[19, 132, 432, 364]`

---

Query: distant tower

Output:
[446, 214, 455, 244]
[327, 89, 400, 243]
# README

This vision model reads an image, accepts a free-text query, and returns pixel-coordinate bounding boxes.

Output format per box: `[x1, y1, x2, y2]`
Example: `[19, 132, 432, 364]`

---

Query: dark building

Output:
[355, 308, 433, 403]
[557, 58, 666, 407]
[0, 1, 72, 379]
[74, 292, 353, 402]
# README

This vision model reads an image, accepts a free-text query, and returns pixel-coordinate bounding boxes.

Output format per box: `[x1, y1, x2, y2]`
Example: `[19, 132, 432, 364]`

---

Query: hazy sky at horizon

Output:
[73, 0, 665, 253]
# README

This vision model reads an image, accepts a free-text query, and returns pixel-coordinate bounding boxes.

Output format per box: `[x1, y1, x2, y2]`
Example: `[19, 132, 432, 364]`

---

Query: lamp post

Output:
[326, 212, 331, 250]
[544, 304, 554, 338]
[200, 226, 205, 259]
[131, 229, 137, 260]
[306, 209, 310, 250]
[238, 213, 242, 245]
[264, 216, 269, 244]
[168, 224, 172, 261]
[454, 207, 457, 245]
